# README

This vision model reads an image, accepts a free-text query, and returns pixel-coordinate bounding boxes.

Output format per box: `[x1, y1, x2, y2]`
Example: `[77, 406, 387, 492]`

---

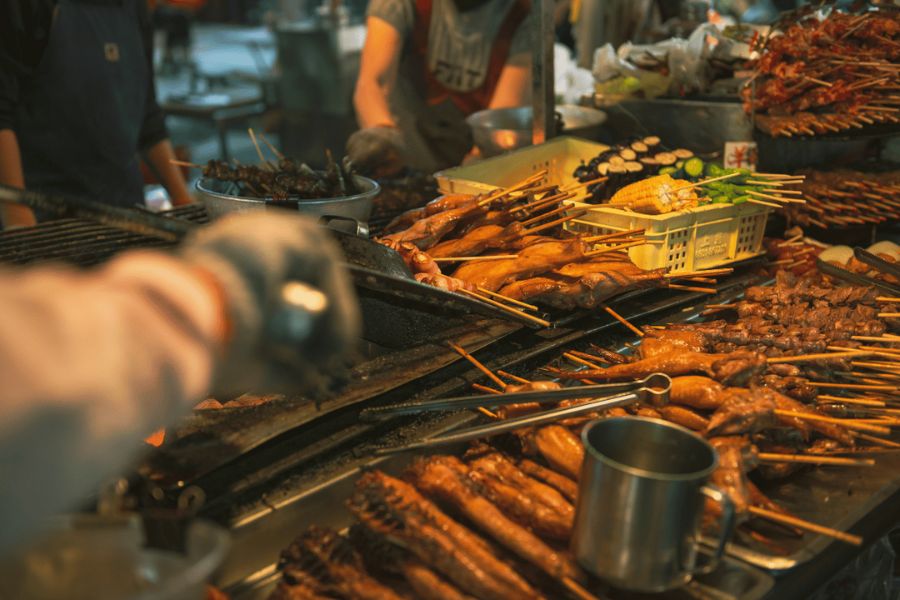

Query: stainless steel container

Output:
[466, 105, 607, 157]
[195, 175, 379, 232]
[572, 417, 735, 592]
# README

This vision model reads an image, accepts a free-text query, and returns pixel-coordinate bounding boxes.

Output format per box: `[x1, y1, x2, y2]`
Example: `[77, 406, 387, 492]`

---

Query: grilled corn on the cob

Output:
[608, 174, 700, 214]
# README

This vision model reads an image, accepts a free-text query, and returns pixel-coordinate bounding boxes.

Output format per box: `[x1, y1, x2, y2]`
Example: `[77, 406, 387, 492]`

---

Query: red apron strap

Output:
[414, 0, 532, 115]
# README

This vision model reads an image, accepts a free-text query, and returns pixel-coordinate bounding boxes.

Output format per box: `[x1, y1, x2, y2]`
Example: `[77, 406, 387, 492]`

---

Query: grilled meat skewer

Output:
[410, 456, 582, 581]
[348, 471, 541, 600]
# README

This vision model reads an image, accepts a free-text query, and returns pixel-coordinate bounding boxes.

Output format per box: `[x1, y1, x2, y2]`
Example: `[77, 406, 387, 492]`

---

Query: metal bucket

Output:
[195, 174, 380, 231]
[466, 105, 607, 157]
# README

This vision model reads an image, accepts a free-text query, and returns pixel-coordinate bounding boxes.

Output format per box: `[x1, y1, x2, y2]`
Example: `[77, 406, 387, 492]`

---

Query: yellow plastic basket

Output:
[436, 136, 770, 272]
[435, 136, 608, 200]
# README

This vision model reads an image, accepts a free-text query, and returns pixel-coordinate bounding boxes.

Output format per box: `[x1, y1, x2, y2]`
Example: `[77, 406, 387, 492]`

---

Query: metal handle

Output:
[691, 484, 735, 576]
[265, 281, 330, 364]
[318, 214, 369, 238]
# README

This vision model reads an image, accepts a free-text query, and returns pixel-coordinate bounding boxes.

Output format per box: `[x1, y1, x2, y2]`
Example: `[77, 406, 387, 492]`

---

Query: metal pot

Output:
[195, 174, 380, 232]
[466, 105, 607, 157]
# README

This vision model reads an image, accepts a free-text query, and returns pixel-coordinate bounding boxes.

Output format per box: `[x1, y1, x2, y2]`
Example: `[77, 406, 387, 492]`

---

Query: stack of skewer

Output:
[783, 169, 900, 229]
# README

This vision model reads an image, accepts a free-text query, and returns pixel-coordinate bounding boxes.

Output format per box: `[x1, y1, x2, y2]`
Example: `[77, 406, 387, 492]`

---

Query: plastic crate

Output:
[436, 136, 770, 272]
[566, 201, 770, 272]
[435, 136, 609, 200]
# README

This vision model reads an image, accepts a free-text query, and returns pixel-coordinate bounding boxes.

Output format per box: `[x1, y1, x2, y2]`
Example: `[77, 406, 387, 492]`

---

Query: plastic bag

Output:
[807, 535, 895, 600]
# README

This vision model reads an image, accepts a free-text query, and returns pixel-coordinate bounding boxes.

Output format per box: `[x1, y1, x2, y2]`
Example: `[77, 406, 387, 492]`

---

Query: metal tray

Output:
[217, 420, 773, 600]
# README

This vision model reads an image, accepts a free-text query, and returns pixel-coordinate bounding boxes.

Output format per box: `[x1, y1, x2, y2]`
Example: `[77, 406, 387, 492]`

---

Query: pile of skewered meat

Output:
[781, 169, 900, 229]
[200, 154, 359, 200]
[762, 231, 823, 276]
[743, 8, 900, 137]
[571, 136, 697, 202]
[375, 181, 695, 311]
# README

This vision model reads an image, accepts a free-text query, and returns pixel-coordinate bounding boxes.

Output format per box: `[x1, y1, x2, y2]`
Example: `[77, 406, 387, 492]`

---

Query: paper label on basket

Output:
[724, 142, 757, 171]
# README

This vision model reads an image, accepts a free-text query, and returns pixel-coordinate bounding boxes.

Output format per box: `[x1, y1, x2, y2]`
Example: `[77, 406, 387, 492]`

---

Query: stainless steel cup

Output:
[572, 417, 735, 592]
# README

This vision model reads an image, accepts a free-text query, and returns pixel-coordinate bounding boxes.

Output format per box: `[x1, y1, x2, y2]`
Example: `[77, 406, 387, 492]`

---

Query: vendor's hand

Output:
[346, 125, 406, 178]
[182, 213, 360, 396]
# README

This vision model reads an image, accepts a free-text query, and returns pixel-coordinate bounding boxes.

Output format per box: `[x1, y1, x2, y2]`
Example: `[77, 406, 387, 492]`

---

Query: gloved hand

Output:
[182, 212, 360, 396]
[346, 125, 406, 178]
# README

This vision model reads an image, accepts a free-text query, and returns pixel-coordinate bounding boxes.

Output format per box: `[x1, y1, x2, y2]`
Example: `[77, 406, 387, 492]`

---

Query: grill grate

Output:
[0, 205, 209, 267]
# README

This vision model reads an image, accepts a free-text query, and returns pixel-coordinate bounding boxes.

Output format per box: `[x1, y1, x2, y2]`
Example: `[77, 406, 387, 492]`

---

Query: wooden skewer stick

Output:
[773, 409, 890, 435]
[476, 287, 539, 311]
[767, 350, 875, 364]
[758, 452, 875, 467]
[258, 132, 285, 161]
[747, 506, 862, 546]
[459, 289, 552, 327]
[169, 159, 202, 168]
[584, 240, 646, 258]
[472, 383, 503, 395]
[522, 210, 588, 236]
[448, 342, 506, 389]
[755, 173, 805, 179]
[667, 284, 718, 294]
[563, 352, 603, 370]
[876, 297, 900, 303]
[477, 407, 500, 419]
[599, 303, 644, 337]
[433, 255, 519, 262]
[562, 176, 608, 191]
[520, 203, 574, 227]
[665, 267, 733, 279]
[762, 188, 804, 196]
[851, 336, 900, 343]
[810, 382, 897, 391]
[856, 433, 900, 449]
[477, 170, 548, 206]
[673, 171, 744, 192]
[748, 199, 783, 209]
[817, 395, 886, 408]
[507, 191, 569, 214]
[496, 370, 531, 384]
[879, 313, 900, 318]
[247, 128, 274, 171]
[747, 190, 794, 203]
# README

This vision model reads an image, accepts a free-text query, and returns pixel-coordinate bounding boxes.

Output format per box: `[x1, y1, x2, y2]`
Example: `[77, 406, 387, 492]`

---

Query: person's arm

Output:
[0, 252, 224, 553]
[0, 129, 36, 227]
[353, 16, 403, 128]
[0, 213, 359, 553]
[137, 0, 191, 205]
[488, 52, 531, 109]
[144, 138, 193, 205]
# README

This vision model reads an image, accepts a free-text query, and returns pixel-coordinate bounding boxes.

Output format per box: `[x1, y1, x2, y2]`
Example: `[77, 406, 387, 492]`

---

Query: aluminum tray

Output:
[219, 426, 774, 600]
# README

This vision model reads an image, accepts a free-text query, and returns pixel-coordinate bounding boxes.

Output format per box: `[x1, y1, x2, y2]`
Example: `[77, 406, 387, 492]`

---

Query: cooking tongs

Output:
[816, 257, 900, 296]
[854, 247, 900, 282]
[369, 373, 672, 455]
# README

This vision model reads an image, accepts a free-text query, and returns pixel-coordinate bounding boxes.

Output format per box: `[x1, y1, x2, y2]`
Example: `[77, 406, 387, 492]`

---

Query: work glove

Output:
[346, 126, 406, 178]
[182, 212, 360, 397]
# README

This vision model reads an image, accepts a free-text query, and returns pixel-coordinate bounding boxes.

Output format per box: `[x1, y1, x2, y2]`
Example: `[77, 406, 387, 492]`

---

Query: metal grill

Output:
[0, 205, 209, 267]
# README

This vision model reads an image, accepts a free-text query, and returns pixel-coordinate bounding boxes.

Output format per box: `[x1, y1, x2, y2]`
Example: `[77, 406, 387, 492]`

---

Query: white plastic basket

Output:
[566, 202, 770, 272]
[436, 136, 770, 272]
[435, 136, 609, 200]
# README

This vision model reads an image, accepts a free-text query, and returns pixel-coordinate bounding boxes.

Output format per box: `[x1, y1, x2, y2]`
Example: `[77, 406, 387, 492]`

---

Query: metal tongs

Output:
[816, 256, 900, 296]
[854, 247, 900, 282]
[369, 373, 672, 455]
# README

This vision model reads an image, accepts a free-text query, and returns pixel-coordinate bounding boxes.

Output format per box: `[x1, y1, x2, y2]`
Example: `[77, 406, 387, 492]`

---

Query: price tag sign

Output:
[724, 141, 758, 171]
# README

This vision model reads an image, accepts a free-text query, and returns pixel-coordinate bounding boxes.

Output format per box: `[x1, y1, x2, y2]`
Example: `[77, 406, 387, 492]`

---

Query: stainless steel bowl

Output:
[196, 174, 380, 226]
[466, 105, 607, 157]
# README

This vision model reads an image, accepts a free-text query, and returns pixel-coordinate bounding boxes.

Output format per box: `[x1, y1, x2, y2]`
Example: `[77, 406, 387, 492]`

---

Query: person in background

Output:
[347, 0, 533, 177]
[0, 212, 359, 554]
[0, 0, 192, 229]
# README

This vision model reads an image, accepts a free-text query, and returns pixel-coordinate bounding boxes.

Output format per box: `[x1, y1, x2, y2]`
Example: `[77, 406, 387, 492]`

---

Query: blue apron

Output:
[14, 0, 148, 214]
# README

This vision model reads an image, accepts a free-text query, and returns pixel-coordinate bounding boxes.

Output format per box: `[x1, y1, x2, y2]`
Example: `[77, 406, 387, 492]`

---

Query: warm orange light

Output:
[145, 428, 166, 447]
